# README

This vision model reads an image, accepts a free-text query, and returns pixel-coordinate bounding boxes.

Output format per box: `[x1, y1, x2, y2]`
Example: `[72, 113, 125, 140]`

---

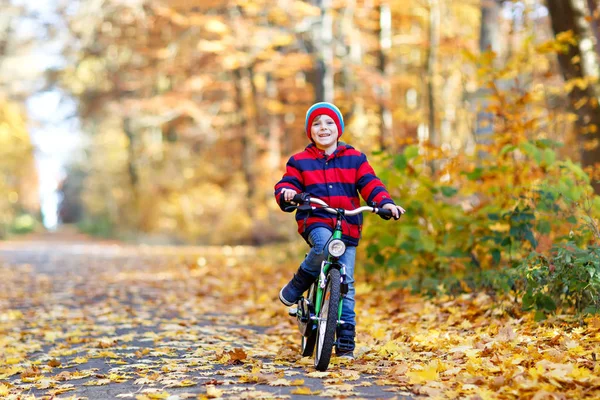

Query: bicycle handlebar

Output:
[291, 193, 399, 220]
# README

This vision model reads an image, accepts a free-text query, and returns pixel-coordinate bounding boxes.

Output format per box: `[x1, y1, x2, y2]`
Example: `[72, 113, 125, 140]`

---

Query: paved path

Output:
[0, 237, 411, 399]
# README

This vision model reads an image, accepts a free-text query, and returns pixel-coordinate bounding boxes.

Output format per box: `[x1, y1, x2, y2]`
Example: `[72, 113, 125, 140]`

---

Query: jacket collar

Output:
[305, 142, 352, 160]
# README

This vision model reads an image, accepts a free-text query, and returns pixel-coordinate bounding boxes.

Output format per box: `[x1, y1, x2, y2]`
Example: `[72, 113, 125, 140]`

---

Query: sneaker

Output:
[335, 323, 356, 358]
[279, 268, 315, 306]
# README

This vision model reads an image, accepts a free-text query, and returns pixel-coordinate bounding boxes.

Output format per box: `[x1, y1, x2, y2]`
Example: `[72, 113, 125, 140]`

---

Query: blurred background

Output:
[1, 0, 598, 249]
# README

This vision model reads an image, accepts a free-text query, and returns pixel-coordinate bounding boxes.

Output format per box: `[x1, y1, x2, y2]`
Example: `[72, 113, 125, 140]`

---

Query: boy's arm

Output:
[274, 156, 304, 212]
[356, 154, 395, 207]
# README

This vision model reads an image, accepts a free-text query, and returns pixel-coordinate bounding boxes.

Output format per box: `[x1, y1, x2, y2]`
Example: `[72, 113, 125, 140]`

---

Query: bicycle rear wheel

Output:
[314, 268, 340, 371]
[301, 329, 317, 357]
[301, 284, 317, 357]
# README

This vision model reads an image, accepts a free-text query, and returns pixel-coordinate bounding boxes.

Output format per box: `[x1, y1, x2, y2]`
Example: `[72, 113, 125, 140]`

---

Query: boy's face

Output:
[310, 115, 338, 150]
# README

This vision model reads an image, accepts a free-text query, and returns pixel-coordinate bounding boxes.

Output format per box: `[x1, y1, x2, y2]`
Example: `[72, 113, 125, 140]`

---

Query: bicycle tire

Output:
[314, 268, 340, 371]
[301, 329, 317, 357]
[301, 284, 318, 357]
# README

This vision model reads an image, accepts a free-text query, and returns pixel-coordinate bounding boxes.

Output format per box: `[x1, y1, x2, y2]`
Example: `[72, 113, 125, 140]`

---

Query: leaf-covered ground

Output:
[0, 238, 599, 400]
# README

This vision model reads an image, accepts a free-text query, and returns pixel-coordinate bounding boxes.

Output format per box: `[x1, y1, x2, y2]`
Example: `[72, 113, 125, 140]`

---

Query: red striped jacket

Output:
[274, 143, 395, 246]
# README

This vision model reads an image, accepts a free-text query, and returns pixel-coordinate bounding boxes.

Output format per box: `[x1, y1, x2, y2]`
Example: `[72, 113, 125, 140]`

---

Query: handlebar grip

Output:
[377, 208, 398, 220]
[292, 193, 306, 203]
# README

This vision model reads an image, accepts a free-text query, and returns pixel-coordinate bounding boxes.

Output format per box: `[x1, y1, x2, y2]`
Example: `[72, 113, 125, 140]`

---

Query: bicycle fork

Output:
[314, 260, 348, 325]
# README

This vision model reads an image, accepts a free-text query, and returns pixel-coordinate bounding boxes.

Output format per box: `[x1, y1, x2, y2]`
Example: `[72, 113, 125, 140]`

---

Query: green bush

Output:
[78, 215, 114, 238]
[361, 141, 600, 317]
[9, 213, 38, 234]
[517, 242, 600, 319]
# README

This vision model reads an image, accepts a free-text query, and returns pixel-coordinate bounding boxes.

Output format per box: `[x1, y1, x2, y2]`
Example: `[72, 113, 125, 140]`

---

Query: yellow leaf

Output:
[71, 370, 94, 379]
[48, 385, 75, 396]
[0, 366, 22, 379]
[268, 378, 292, 386]
[134, 378, 154, 385]
[574, 96, 589, 110]
[147, 392, 170, 399]
[206, 385, 223, 398]
[489, 222, 510, 232]
[271, 34, 294, 47]
[556, 30, 578, 45]
[307, 371, 330, 378]
[292, 2, 321, 17]
[93, 351, 119, 358]
[570, 366, 592, 381]
[197, 40, 226, 53]
[406, 362, 439, 384]
[48, 358, 61, 367]
[291, 386, 321, 395]
[176, 379, 196, 387]
[108, 373, 129, 382]
[226, 347, 247, 362]
[44, 331, 61, 342]
[583, 139, 599, 151]
[378, 340, 402, 356]
[36, 378, 56, 390]
[204, 19, 229, 34]
[83, 379, 110, 386]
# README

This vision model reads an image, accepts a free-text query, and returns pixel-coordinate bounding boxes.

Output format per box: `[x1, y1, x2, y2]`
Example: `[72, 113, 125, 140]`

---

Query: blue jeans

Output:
[300, 227, 357, 326]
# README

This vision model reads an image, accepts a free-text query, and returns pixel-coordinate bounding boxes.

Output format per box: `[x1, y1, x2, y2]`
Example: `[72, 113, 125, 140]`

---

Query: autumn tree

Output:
[0, 1, 40, 237]
[546, 0, 600, 192]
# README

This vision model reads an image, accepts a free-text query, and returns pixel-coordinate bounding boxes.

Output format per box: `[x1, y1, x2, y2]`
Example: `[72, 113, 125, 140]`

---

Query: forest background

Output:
[2, 0, 600, 317]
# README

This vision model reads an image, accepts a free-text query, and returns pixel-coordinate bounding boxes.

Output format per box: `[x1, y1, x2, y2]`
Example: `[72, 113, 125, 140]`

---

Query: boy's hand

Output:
[382, 203, 406, 219]
[281, 188, 298, 202]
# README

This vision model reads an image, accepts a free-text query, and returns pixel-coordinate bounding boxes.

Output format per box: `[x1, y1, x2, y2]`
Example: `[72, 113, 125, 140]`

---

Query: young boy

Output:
[274, 102, 405, 358]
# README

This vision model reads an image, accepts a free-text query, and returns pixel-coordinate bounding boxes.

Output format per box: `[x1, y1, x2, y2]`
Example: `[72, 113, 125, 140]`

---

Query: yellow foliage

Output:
[0, 98, 38, 234]
[556, 30, 578, 46]
[204, 18, 229, 34]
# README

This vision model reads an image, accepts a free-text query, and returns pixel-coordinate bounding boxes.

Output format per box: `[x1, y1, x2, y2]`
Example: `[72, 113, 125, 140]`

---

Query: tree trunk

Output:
[266, 73, 282, 172]
[586, 0, 600, 55]
[313, 0, 334, 103]
[0, 1, 13, 67]
[123, 118, 139, 191]
[426, 0, 440, 146]
[547, 0, 600, 193]
[480, 0, 502, 55]
[340, 0, 357, 99]
[378, 3, 392, 151]
[475, 0, 502, 142]
[123, 117, 141, 229]
[232, 68, 257, 218]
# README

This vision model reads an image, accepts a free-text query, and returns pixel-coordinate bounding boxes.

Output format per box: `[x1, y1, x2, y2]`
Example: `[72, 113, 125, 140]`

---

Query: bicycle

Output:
[285, 193, 398, 371]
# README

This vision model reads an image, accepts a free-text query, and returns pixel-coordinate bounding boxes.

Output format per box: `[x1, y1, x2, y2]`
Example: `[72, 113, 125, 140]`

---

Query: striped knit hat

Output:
[305, 102, 344, 141]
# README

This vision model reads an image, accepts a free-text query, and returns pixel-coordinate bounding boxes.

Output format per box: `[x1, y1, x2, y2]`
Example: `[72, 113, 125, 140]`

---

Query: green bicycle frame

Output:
[313, 217, 345, 322]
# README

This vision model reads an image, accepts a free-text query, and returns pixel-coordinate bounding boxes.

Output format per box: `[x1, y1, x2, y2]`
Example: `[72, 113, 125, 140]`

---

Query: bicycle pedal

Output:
[288, 307, 298, 317]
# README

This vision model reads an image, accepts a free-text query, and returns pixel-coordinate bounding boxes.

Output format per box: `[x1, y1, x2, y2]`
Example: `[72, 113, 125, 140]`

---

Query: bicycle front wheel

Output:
[314, 268, 340, 371]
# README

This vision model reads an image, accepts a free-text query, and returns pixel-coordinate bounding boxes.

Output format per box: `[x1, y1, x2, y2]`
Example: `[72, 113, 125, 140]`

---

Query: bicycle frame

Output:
[292, 195, 392, 326]
[313, 212, 346, 325]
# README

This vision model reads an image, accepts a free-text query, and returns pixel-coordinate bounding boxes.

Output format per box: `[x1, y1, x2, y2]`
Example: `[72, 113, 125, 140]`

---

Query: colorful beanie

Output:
[305, 102, 344, 141]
